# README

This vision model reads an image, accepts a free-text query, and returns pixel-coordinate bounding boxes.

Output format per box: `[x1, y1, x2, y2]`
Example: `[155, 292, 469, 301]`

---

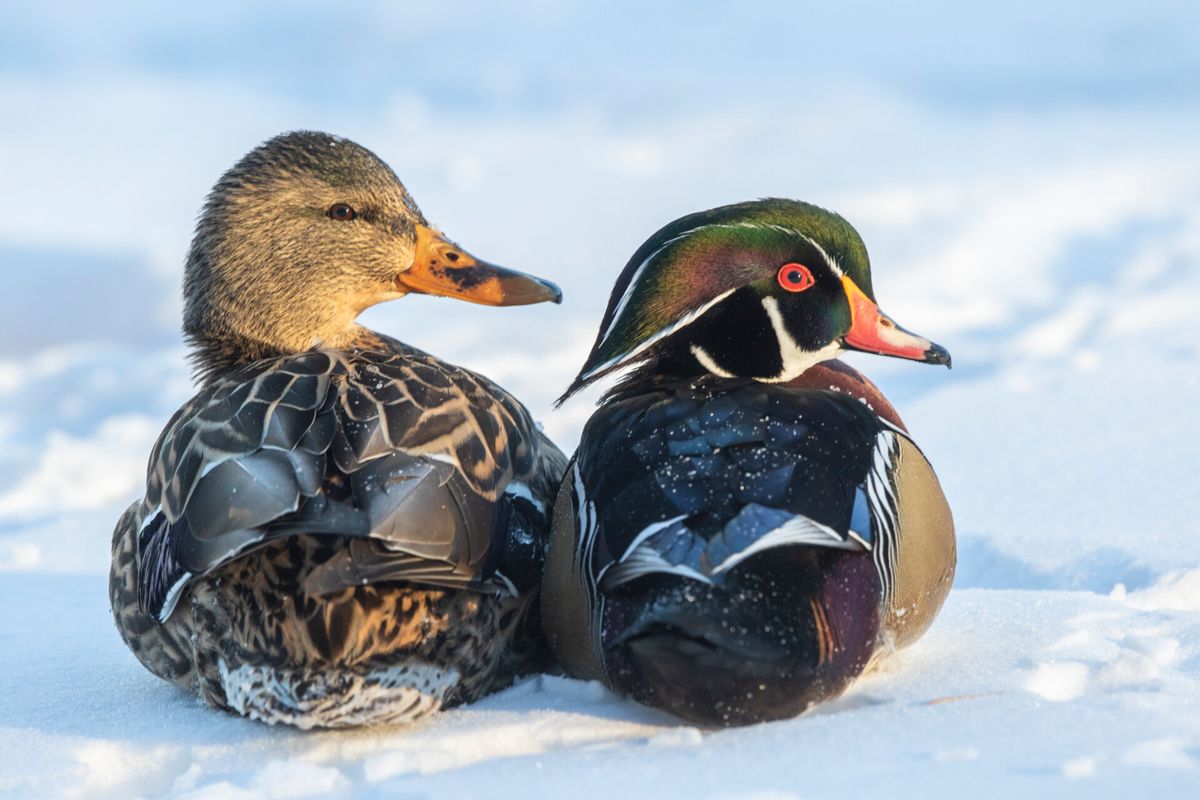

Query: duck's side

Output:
[788, 360, 956, 648]
[111, 346, 564, 727]
[544, 372, 953, 725]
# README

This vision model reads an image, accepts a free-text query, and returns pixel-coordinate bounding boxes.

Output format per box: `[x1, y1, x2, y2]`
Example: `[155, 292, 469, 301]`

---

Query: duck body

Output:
[109, 132, 565, 728]
[545, 365, 952, 725]
[544, 199, 954, 725]
[112, 342, 563, 727]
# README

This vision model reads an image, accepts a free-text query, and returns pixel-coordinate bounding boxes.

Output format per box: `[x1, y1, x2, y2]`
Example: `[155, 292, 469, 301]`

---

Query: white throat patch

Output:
[759, 296, 842, 383]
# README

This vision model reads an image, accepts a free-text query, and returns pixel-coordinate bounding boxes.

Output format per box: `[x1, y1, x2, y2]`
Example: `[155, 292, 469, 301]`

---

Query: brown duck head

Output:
[182, 131, 561, 380]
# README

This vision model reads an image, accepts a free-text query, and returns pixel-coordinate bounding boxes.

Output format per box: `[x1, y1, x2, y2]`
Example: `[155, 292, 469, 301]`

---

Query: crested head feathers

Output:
[558, 199, 874, 403]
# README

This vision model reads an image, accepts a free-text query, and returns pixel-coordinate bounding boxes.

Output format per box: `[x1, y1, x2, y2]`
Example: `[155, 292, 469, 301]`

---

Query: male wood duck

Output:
[109, 131, 566, 729]
[543, 199, 954, 726]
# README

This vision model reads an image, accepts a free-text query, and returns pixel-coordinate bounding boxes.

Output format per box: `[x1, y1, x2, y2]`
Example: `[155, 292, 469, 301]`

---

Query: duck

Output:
[542, 199, 954, 726]
[108, 131, 567, 729]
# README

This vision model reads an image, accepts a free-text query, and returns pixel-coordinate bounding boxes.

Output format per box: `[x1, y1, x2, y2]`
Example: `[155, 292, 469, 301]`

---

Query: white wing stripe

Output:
[711, 514, 860, 575]
[599, 514, 689, 583]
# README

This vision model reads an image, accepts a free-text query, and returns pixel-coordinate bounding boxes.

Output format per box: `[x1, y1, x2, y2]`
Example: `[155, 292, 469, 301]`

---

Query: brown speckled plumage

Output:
[112, 524, 537, 727]
[109, 131, 564, 729]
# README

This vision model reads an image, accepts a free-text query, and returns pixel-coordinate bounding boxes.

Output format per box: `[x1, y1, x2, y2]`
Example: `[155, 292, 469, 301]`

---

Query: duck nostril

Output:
[446, 252, 460, 263]
[879, 316, 895, 329]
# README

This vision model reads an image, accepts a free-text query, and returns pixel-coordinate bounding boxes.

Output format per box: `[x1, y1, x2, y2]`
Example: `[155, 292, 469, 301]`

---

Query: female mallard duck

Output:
[543, 199, 954, 726]
[109, 131, 566, 729]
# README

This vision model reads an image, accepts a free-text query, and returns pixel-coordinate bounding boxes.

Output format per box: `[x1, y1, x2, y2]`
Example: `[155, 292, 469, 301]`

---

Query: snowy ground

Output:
[2, 3, 1200, 798]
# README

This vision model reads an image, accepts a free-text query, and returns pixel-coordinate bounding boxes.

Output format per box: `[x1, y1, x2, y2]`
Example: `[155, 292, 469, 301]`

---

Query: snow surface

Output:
[2, 2, 1200, 798]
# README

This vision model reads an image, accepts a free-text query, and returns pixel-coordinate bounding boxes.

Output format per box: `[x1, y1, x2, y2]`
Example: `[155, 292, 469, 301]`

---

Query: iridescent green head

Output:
[559, 199, 949, 402]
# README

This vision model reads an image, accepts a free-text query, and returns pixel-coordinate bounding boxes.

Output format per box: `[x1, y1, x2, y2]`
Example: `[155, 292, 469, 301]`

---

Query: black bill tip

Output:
[925, 342, 952, 369]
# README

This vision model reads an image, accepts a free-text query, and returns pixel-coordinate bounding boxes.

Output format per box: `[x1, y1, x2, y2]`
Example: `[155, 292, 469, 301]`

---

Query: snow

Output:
[2, 2, 1199, 798]
[5, 576, 1198, 798]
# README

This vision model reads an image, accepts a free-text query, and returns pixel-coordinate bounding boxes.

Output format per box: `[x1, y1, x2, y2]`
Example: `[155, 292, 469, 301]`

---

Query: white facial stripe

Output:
[588, 219, 844, 381]
[797, 232, 843, 277]
[597, 229, 701, 348]
[581, 288, 737, 380]
[690, 344, 735, 377]
[759, 296, 842, 382]
[715, 222, 843, 276]
[596, 221, 841, 350]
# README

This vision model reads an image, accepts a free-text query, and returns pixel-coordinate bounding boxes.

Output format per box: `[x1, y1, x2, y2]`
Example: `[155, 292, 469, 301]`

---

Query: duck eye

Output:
[777, 263, 814, 292]
[327, 203, 357, 221]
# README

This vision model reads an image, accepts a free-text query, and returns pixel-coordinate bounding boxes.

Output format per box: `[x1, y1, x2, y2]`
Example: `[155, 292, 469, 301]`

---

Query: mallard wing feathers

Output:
[137, 349, 563, 622]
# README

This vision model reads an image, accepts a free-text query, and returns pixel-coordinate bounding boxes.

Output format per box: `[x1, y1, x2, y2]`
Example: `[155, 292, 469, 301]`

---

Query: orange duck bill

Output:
[399, 224, 563, 306]
[840, 276, 951, 367]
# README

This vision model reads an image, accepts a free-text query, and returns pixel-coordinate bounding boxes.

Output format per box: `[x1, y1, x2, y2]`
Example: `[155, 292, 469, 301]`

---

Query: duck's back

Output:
[543, 375, 953, 724]
[111, 344, 564, 728]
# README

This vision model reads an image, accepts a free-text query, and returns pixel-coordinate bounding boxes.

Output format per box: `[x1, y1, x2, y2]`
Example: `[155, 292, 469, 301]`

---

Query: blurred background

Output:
[1, 1, 1198, 580]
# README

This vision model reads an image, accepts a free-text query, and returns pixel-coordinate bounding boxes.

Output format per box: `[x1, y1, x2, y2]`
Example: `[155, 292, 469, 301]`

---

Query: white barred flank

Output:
[571, 466, 607, 665]
[866, 430, 902, 608]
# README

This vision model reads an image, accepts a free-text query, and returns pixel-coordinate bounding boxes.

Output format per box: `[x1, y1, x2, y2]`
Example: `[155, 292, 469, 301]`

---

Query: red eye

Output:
[777, 263, 814, 292]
